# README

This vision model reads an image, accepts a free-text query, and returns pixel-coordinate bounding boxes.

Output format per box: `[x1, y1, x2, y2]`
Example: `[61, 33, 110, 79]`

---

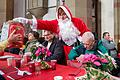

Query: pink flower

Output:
[46, 50, 51, 56]
[35, 47, 41, 56]
[93, 61, 101, 66]
[84, 54, 91, 61]
[41, 47, 45, 53]
[35, 53, 39, 57]
[84, 54, 98, 63]
[90, 55, 98, 62]
[31, 46, 53, 60]
[91, 54, 98, 59]
[100, 58, 108, 63]
[91, 59, 96, 63]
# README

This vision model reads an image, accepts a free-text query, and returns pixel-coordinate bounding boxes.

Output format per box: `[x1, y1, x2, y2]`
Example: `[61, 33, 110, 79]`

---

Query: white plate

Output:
[54, 76, 63, 80]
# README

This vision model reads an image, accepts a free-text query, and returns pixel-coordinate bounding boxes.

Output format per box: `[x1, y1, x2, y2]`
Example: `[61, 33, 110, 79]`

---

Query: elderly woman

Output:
[23, 31, 39, 53]
[0, 30, 22, 55]
[68, 32, 108, 60]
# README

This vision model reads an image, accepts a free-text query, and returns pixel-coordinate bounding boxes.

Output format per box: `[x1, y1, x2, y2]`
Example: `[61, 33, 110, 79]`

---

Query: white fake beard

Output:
[58, 18, 80, 46]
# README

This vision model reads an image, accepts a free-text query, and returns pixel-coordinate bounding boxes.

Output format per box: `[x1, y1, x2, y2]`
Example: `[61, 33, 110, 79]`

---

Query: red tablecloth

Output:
[0, 52, 86, 80]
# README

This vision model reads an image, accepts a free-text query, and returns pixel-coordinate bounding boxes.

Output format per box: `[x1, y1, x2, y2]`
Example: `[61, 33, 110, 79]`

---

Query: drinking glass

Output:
[35, 61, 41, 75]
[51, 60, 57, 70]
[15, 58, 21, 68]
[7, 58, 13, 66]
[29, 62, 35, 73]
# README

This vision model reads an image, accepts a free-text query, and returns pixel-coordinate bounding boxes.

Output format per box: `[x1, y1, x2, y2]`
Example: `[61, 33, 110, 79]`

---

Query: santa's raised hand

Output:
[13, 15, 37, 31]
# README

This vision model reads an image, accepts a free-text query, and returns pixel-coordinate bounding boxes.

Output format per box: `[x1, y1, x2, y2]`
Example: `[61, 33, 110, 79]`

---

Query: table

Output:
[0, 52, 86, 80]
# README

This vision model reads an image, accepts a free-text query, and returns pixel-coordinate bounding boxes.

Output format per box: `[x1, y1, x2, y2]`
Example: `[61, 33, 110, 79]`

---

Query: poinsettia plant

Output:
[83, 54, 117, 72]
[30, 45, 51, 61]
[77, 54, 117, 80]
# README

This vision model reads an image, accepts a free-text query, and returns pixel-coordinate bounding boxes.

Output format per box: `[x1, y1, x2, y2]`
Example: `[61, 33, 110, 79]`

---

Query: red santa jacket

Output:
[36, 5, 90, 36]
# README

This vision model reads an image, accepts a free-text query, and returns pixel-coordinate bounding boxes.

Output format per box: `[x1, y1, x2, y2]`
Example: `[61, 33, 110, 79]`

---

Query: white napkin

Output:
[0, 55, 14, 59]
[17, 70, 31, 76]
[0, 70, 4, 75]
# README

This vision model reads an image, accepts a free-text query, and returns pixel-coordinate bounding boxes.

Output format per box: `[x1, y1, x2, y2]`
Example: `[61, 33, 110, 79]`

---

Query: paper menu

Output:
[1, 22, 9, 41]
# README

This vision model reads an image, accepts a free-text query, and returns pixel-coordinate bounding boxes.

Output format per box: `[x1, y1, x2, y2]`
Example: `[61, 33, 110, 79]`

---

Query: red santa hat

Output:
[56, 5, 72, 21]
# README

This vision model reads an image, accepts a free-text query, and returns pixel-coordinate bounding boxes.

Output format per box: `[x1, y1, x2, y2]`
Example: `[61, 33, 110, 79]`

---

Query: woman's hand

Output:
[8, 30, 22, 44]
[76, 54, 84, 63]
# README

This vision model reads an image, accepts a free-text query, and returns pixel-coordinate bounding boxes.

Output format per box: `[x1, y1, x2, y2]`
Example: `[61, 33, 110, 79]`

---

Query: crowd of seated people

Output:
[1, 25, 120, 77]
[68, 31, 120, 77]
[0, 30, 22, 80]
[68, 32, 108, 60]
[21, 30, 66, 65]
[1, 28, 120, 78]
[1, 3, 120, 79]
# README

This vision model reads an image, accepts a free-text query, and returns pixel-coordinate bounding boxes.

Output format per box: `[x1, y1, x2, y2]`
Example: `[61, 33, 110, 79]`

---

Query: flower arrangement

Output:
[76, 54, 117, 80]
[83, 54, 116, 71]
[30, 45, 52, 69]
[30, 45, 51, 61]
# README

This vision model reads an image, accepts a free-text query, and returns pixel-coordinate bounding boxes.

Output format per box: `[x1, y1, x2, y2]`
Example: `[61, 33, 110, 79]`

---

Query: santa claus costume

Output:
[36, 5, 90, 46]
[13, 5, 90, 46]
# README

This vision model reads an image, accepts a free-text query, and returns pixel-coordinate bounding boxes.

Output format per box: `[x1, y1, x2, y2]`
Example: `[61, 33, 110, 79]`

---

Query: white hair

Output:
[82, 32, 95, 42]
[58, 18, 80, 46]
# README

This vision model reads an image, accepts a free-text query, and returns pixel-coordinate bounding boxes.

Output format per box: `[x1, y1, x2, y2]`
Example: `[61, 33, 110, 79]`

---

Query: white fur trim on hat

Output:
[57, 6, 71, 21]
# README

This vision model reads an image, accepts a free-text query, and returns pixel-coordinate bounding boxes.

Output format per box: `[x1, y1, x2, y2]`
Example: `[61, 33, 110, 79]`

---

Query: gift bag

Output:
[8, 23, 25, 48]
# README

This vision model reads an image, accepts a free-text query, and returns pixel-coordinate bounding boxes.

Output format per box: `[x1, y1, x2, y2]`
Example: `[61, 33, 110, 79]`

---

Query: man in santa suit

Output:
[13, 5, 90, 46]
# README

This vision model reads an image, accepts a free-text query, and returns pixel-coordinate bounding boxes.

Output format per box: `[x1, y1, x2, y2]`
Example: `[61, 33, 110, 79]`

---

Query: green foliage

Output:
[30, 45, 37, 53]
[85, 67, 111, 80]
[80, 54, 117, 80]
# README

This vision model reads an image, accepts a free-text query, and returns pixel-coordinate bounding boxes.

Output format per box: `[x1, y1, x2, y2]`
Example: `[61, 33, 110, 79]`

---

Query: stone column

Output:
[14, 0, 26, 18]
[0, 0, 6, 27]
[101, 0, 114, 38]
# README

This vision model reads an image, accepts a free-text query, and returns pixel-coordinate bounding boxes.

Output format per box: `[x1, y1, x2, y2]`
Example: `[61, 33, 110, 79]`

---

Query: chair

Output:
[63, 45, 72, 60]
[118, 53, 120, 59]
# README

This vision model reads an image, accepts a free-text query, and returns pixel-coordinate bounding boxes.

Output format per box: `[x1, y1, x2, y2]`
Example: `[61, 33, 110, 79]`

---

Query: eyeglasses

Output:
[43, 34, 51, 36]
[83, 41, 94, 47]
